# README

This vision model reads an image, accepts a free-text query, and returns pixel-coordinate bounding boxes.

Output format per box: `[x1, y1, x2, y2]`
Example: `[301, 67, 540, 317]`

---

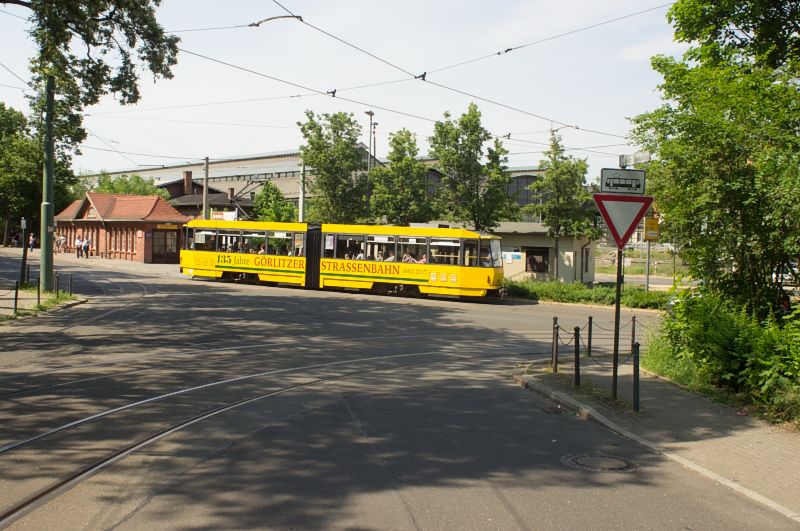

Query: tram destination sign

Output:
[600, 168, 646, 195]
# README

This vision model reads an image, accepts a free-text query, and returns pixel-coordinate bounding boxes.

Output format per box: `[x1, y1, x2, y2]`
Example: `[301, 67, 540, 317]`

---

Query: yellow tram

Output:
[180, 220, 504, 298]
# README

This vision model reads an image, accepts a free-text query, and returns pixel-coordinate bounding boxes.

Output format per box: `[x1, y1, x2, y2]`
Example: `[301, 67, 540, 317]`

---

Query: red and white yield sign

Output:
[593, 193, 654, 249]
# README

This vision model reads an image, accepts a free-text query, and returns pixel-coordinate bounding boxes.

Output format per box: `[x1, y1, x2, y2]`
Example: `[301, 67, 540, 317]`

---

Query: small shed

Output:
[493, 222, 597, 284]
[55, 192, 190, 263]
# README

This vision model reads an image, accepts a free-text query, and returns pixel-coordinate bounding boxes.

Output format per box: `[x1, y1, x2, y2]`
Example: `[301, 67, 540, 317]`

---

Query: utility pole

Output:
[202, 156, 209, 220]
[40, 75, 55, 292]
[299, 163, 306, 222]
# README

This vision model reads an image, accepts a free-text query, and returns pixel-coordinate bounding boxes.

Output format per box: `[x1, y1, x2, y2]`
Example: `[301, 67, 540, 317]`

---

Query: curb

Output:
[513, 373, 800, 524]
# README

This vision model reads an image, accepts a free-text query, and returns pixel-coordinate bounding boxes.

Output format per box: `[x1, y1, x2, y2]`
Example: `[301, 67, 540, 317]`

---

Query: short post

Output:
[633, 341, 640, 412]
[37, 275, 41, 306]
[574, 326, 581, 387]
[26, 265, 31, 285]
[68, 273, 73, 295]
[587, 316, 593, 358]
[55, 272, 59, 297]
[551, 317, 559, 373]
[13, 280, 19, 316]
[631, 316, 637, 353]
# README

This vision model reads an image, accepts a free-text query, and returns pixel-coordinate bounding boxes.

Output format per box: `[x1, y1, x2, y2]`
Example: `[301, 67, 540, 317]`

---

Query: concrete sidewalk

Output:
[516, 359, 800, 525]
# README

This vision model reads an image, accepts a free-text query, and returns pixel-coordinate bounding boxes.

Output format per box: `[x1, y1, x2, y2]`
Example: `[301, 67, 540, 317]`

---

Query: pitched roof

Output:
[55, 193, 190, 223]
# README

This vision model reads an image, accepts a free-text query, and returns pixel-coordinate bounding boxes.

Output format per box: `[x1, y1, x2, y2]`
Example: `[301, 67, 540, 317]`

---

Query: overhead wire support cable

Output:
[0, 61, 32, 87]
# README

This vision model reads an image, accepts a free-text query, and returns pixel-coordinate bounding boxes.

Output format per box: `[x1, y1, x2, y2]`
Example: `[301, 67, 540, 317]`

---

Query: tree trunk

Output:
[553, 235, 560, 281]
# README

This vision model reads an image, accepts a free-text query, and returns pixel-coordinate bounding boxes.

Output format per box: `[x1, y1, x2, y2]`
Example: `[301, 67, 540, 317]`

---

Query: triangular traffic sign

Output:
[593, 193, 653, 249]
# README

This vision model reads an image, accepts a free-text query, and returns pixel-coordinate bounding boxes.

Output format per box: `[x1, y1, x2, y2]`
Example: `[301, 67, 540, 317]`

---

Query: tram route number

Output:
[216, 254, 252, 267]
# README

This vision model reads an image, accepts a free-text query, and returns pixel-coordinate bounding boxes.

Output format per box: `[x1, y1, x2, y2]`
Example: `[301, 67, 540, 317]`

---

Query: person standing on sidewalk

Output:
[28, 232, 35, 252]
[82, 237, 91, 258]
[75, 235, 83, 258]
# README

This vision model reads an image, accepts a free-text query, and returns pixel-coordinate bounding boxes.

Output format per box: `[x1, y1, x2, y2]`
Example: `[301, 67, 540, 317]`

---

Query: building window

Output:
[526, 247, 549, 273]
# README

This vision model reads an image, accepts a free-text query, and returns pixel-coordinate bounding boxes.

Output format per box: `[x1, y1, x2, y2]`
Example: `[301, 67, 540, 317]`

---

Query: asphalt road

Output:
[0, 251, 792, 530]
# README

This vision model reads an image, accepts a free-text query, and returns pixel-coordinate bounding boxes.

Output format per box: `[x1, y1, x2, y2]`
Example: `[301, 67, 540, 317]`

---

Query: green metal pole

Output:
[40, 75, 55, 292]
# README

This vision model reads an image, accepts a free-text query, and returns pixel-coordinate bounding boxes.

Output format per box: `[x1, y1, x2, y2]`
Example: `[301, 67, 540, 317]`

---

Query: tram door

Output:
[304, 225, 321, 289]
[152, 230, 179, 263]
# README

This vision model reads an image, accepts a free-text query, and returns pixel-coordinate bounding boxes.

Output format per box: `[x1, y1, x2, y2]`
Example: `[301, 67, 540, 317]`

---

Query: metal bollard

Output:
[551, 317, 559, 373]
[13, 280, 19, 316]
[55, 272, 59, 298]
[37, 275, 40, 306]
[25, 265, 30, 285]
[633, 341, 640, 412]
[68, 273, 73, 296]
[587, 316, 593, 358]
[631, 316, 637, 354]
[574, 326, 581, 387]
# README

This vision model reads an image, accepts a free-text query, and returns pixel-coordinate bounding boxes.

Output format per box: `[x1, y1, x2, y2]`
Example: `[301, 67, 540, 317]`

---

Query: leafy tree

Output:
[631, 55, 800, 317]
[428, 103, 517, 231]
[669, 0, 800, 70]
[298, 110, 367, 223]
[369, 129, 435, 226]
[0, 103, 74, 244]
[93, 172, 170, 199]
[253, 181, 296, 222]
[524, 132, 598, 280]
[5, 0, 179, 153]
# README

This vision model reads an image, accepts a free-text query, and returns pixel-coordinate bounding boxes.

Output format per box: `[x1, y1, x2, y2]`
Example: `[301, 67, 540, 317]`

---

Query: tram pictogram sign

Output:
[593, 193, 653, 249]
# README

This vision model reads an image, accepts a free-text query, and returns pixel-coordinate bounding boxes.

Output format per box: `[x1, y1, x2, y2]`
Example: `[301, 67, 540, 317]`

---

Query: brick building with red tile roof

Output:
[55, 192, 191, 263]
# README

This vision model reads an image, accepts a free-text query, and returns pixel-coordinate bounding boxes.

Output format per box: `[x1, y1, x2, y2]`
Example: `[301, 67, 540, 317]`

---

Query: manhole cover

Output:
[560, 453, 637, 473]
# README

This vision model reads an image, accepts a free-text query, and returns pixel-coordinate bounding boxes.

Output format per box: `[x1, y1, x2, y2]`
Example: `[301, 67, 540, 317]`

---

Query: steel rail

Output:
[0, 350, 527, 527]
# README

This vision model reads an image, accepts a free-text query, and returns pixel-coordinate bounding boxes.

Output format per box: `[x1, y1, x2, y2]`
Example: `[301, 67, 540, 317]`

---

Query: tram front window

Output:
[479, 239, 502, 267]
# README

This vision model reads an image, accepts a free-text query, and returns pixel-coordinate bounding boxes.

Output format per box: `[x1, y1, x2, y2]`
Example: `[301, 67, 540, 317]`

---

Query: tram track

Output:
[0, 349, 528, 527]
[0, 326, 546, 398]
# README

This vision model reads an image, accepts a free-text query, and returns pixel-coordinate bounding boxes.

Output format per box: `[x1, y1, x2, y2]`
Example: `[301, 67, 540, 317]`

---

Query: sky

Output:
[0, 0, 688, 182]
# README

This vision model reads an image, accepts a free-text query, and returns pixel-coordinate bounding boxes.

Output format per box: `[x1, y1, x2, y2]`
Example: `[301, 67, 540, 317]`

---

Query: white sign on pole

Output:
[600, 168, 646, 195]
[618, 151, 651, 168]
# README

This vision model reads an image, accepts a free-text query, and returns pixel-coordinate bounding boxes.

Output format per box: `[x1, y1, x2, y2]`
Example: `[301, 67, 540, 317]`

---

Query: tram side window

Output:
[397, 236, 427, 263]
[192, 229, 218, 251]
[218, 230, 242, 252]
[323, 234, 335, 258]
[463, 239, 479, 266]
[366, 235, 395, 261]
[335, 234, 365, 259]
[292, 232, 305, 256]
[242, 231, 267, 254]
[429, 238, 460, 265]
[267, 231, 292, 255]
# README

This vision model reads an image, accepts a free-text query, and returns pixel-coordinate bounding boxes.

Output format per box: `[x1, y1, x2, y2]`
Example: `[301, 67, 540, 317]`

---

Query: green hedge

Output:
[504, 279, 671, 310]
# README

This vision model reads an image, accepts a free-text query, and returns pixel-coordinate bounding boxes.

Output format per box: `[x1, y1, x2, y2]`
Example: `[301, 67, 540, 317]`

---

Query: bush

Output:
[505, 280, 670, 310]
[658, 289, 800, 422]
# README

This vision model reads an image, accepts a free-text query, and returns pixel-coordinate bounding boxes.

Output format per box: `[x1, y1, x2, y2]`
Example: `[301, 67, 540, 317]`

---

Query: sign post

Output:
[593, 192, 653, 399]
[643, 217, 659, 292]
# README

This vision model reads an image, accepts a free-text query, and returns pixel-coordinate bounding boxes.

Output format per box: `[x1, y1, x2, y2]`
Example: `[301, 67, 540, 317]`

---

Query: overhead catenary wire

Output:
[178, 47, 437, 124]
[85, 129, 139, 167]
[426, 2, 675, 75]
[271, 0, 643, 138]
[79, 145, 204, 162]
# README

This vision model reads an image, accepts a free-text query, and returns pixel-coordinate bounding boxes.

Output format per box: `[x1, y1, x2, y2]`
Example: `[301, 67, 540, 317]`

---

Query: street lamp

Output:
[364, 110, 374, 171]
